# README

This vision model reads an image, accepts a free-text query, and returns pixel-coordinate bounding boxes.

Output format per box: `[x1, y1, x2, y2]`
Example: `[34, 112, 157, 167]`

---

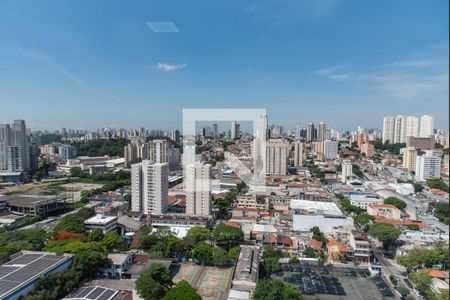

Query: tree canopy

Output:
[397, 245, 449, 271]
[212, 224, 243, 249]
[253, 279, 302, 300]
[162, 281, 201, 300]
[186, 226, 210, 243]
[368, 223, 401, 249]
[136, 264, 172, 300]
[384, 197, 407, 209]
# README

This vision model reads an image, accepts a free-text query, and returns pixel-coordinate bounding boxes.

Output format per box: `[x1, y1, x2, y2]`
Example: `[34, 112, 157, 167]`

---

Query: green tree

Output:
[304, 246, 316, 258]
[186, 226, 211, 243]
[368, 223, 401, 249]
[429, 202, 449, 225]
[212, 224, 243, 249]
[70, 166, 83, 177]
[407, 224, 420, 231]
[427, 179, 449, 192]
[397, 245, 449, 271]
[341, 198, 362, 214]
[162, 281, 201, 300]
[384, 197, 407, 209]
[354, 214, 375, 226]
[192, 242, 213, 264]
[87, 228, 104, 242]
[136, 264, 172, 300]
[253, 279, 302, 300]
[228, 246, 240, 259]
[410, 271, 431, 296]
[211, 246, 230, 266]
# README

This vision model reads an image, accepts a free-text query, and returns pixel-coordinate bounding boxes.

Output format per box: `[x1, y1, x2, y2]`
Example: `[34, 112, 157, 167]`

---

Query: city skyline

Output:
[0, 0, 448, 130]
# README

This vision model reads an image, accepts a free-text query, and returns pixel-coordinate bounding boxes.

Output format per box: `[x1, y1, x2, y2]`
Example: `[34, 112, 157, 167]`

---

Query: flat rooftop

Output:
[63, 286, 119, 300]
[290, 199, 342, 216]
[1, 195, 57, 206]
[0, 251, 72, 299]
[84, 214, 118, 225]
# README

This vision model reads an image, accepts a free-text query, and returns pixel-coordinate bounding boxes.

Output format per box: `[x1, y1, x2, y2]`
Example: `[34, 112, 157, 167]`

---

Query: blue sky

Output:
[0, 0, 448, 131]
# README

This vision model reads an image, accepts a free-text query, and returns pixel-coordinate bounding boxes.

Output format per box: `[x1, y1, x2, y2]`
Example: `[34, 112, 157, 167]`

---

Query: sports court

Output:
[172, 263, 234, 299]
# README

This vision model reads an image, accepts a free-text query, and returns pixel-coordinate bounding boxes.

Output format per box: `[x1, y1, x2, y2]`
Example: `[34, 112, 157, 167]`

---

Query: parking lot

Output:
[273, 264, 394, 300]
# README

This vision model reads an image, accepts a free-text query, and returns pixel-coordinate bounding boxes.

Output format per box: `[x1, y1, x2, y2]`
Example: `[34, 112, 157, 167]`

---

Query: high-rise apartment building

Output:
[143, 139, 171, 163]
[323, 140, 339, 160]
[415, 151, 441, 180]
[59, 144, 77, 162]
[341, 161, 352, 183]
[306, 122, 315, 142]
[383, 115, 433, 144]
[131, 160, 169, 215]
[293, 140, 303, 167]
[419, 115, 434, 138]
[403, 147, 417, 172]
[317, 122, 326, 142]
[0, 120, 31, 172]
[382, 116, 396, 144]
[360, 142, 374, 157]
[185, 162, 211, 216]
[265, 139, 289, 175]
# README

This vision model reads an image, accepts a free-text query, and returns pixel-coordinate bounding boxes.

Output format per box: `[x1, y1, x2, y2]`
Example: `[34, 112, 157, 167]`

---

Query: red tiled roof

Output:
[426, 269, 449, 279]
[369, 204, 399, 210]
[373, 218, 425, 229]
[226, 221, 241, 229]
[310, 239, 322, 250]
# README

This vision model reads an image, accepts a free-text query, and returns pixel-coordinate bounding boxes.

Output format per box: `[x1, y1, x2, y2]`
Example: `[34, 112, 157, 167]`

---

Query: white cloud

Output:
[315, 65, 344, 76]
[315, 56, 448, 99]
[155, 62, 186, 72]
[388, 60, 435, 68]
[147, 22, 179, 33]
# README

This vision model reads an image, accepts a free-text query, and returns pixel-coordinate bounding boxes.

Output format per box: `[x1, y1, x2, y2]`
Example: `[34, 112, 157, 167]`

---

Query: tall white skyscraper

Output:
[415, 151, 441, 180]
[293, 140, 303, 167]
[295, 123, 301, 139]
[317, 122, 326, 142]
[185, 162, 211, 216]
[131, 160, 169, 215]
[383, 116, 396, 144]
[265, 139, 289, 175]
[419, 115, 434, 137]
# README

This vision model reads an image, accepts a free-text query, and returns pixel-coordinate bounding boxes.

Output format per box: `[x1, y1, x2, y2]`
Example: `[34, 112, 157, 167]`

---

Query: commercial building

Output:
[416, 150, 441, 180]
[265, 139, 289, 175]
[185, 162, 211, 216]
[406, 136, 434, 150]
[0, 251, 73, 300]
[63, 286, 120, 300]
[228, 245, 260, 300]
[291, 200, 353, 233]
[84, 213, 118, 233]
[3, 195, 67, 217]
[131, 160, 169, 215]
[348, 194, 384, 210]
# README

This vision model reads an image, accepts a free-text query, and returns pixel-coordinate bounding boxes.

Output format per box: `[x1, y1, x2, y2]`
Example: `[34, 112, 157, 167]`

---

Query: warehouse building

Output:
[0, 251, 73, 300]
